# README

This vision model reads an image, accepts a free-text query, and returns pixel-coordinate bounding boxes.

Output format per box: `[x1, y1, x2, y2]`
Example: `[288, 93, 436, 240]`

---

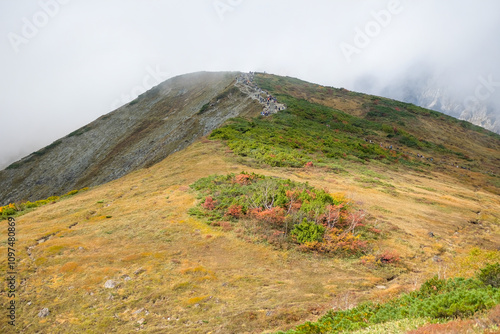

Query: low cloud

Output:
[1, 0, 499, 167]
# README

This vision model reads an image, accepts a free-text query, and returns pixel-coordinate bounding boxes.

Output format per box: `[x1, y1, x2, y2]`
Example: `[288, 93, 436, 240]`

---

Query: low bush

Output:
[189, 172, 375, 257]
[291, 219, 325, 243]
[377, 250, 400, 264]
[278, 268, 500, 333]
[477, 262, 500, 288]
[0, 187, 89, 220]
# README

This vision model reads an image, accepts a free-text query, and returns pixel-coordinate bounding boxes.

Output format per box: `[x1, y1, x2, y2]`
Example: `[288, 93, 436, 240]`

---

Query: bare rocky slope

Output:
[0, 71, 263, 205]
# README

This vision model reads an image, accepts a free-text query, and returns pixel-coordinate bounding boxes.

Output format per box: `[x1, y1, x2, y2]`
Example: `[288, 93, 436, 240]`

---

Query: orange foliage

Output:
[299, 229, 368, 255]
[202, 196, 216, 210]
[226, 204, 243, 218]
[234, 174, 253, 185]
[250, 206, 286, 227]
[318, 204, 343, 228]
[377, 250, 400, 264]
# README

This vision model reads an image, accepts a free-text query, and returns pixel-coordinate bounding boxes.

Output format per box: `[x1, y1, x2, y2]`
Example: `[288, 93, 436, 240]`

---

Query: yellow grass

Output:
[0, 138, 499, 333]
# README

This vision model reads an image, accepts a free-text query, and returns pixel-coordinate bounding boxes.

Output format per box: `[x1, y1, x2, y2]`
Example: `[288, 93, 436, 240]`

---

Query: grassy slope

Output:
[1, 139, 498, 333]
[0, 74, 499, 333]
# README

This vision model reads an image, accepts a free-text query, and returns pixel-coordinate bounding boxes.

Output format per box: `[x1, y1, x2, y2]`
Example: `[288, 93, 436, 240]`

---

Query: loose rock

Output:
[38, 308, 49, 318]
[104, 280, 117, 289]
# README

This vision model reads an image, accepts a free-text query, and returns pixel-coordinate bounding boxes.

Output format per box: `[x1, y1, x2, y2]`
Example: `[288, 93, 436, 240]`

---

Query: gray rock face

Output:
[0, 71, 261, 205]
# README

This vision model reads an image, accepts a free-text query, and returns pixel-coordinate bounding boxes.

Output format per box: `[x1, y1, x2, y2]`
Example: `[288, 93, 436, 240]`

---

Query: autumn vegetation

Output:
[279, 264, 500, 333]
[0, 187, 88, 219]
[189, 172, 380, 257]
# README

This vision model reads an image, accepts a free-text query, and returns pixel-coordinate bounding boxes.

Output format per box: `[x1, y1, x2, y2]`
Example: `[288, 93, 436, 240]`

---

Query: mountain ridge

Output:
[0, 71, 262, 205]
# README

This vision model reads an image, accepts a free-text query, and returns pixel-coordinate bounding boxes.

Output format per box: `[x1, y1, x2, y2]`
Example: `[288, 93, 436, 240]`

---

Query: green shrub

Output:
[67, 126, 91, 137]
[198, 103, 210, 114]
[277, 267, 500, 334]
[477, 262, 500, 288]
[1, 206, 17, 216]
[291, 219, 325, 243]
[24, 201, 38, 209]
[6, 162, 22, 170]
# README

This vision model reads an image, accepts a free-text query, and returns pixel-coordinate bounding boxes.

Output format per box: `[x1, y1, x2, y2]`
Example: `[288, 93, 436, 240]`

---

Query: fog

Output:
[1, 0, 499, 169]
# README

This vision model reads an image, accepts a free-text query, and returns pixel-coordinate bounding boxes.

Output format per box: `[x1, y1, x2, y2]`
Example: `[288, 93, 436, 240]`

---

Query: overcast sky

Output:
[1, 0, 500, 169]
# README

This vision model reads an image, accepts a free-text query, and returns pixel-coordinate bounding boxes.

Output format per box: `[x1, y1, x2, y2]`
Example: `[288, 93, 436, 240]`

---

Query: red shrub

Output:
[377, 250, 400, 264]
[304, 161, 314, 168]
[300, 230, 369, 256]
[202, 196, 216, 210]
[488, 304, 500, 324]
[234, 174, 251, 185]
[226, 204, 243, 218]
[251, 206, 286, 227]
[291, 202, 302, 211]
[319, 204, 342, 228]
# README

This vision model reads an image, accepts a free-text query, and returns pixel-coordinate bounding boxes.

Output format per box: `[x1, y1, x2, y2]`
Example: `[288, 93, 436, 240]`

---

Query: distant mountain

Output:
[401, 86, 500, 135]
[369, 69, 500, 135]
